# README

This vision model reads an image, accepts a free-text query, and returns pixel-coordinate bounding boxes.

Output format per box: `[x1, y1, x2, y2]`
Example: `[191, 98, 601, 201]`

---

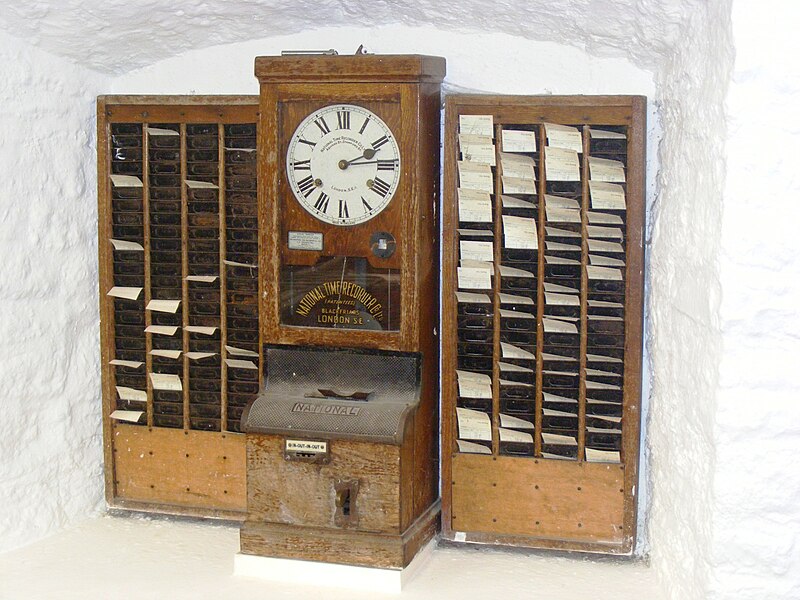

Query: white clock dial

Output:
[286, 104, 401, 226]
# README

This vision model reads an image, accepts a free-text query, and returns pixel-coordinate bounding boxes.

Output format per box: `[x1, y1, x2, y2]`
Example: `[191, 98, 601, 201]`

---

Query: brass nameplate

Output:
[284, 438, 330, 464]
[291, 402, 362, 416]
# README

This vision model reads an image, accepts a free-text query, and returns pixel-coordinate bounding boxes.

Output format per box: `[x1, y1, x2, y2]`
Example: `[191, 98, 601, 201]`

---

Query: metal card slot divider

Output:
[577, 125, 591, 461]
[143, 123, 155, 427]
[490, 121, 503, 456]
[534, 124, 547, 457]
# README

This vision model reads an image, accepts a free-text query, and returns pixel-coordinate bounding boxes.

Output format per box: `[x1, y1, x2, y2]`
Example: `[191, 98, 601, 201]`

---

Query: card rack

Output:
[98, 96, 259, 517]
[441, 95, 646, 553]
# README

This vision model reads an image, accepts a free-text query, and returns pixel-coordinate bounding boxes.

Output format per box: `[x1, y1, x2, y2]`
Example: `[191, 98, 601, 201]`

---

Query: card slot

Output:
[227, 392, 257, 407]
[542, 416, 579, 431]
[499, 330, 536, 348]
[456, 397, 493, 414]
[499, 384, 535, 400]
[114, 275, 144, 288]
[112, 214, 144, 229]
[189, 378, 222, 392]
[149, 174, 181, 187]
[149, 312, 180, 327]
[114, 400, 146, 414]
[499, 442, 535, 457]
[188, 366, 221, 380]
[225, 202, 256, 217]
[150, 263, 182, 277]
[115, 338, 146, 352]
[457, 355, 493, 373]
[150, 337, 183, 351]
[227, 316, 259, 330]
[149, 162, 179, 174]
[114, 311, 145, 325]
[457, 328, 493, 344]
[187, 228, 219, 240]
[111, 134, 142, 148]
[187, 201, 219, 214]
[457, 341, 493, 357]
[544, 180, 582, 195]
[149, 201, 181, 214]
[226, 244, 259, 258]
[224, 124, 256, 137]
[226, 291, 257, 305]
[457, 314, 493, 330]
[228, 381, 259, 394]
[228, 368, 258, 382]
[149, 239, 181, 253]
[148, 276, 181, 290]
[187, 391, 221, 405]
[226, 194, 258, 206]
[114, 297, 145, 310]
[187, 188, 218, 202]
[226, 303, 258, 318]
[149, 187, 181, 200]
[501, 248, 537, 264]
[225, 151, 256, 166]
[544, 264, 581, 279]
[154, 402, 183, 416]
[226, 329, 258, 344]
[149, 223, 181, 238]
[112, 225, 143, 239]
[226, 229, 258, 242]
[150, 288, 183, 301]
[499, 397, 536, 416]
[586, 404, 624, 418]
[587, 333, 625, 348]
[111, 124, 142, 136]
[112, 188, 143, 200]
[114, 325, 145, 339]
[541, 373, 579, 388]
[111, 199, 143, 213]
[543, 332, 580, 347]
[457, 304, 492, 318]
[588, 319, 625, 335]
[585, 432, 621, 449]
[188, 302, 220, 316]
[152, 414, 183, 428]
[227, 406, 246, 421]
[189, 403, 221, 419]
[190, 417, 220, 431]
[587, 388, 624, 403]
[540, 445, 578, 460]
[185, 135, 218, 150]
[226, 176, 257, 191]
[224, 163, 256, 178]
[185, 163, 219, 178]
[113, 373, 146, 388]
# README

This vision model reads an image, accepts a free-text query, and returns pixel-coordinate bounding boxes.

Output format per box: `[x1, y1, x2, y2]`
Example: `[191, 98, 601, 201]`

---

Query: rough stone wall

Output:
[0, 32, 108, 552]
[711, 2, 800, 599]
[646, 1, 733, 598]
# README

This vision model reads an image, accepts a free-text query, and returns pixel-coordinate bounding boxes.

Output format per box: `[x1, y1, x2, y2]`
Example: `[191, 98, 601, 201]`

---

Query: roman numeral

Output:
[372, 135, 389, 150]
[337, 110, 351, 130]
[314, 117, 330, 135]
[313, 192, 330, 213]
[377, 159, 398, 171]
[361, 196, 373, 212]
[371, 177, 391, 197]
[359, 116, 371, 134]
[338, 199, 350, 219]
[297, 175, 315, 197]
[292, 159, 311, 170]
[298, 138, 316, 148]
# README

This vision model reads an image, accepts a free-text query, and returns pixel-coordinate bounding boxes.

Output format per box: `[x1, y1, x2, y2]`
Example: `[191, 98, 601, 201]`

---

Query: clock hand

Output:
[338, 147, 380, 169]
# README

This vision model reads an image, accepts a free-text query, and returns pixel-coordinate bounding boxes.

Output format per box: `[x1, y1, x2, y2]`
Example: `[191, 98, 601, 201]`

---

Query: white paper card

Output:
[185, 325, 218, 335]
[107, 286, 142, 300]
[186, 275, 219, 283]
[588, 239, 624, 254]
[502, 195, 536, 210]
[457, 440, 492, 454]
[546, 241, 581, 252]
[500, 413, 535, 430]
[459, 134, 496, 165]
[501, 129, 537, 152]
[502, 215, 538, 250]
[546, 226, 581, 238]
[224, 259, 258, 268]
[456, 370, 492, 385]
[457, 266, 491, 290]
[146, 299, 180, 313]
[457, 376, 492, 399]
[543, 392, 578, 404]
[498, 265, 535, 278]
[587, 265, 623, 280]
[499, 292, 535, 306]
[543, 318, 578, 334]
[587, 225, 623, 239]
[590, 128, 626, 140]
[589, 157, 626, 183]
[500, 153, 536, 180]
[456, 407, 492, 441]
[588, 211, 624, 225]
[459, 114, 494, 137]
[225, 345, 258, 358]
[458, 161, 494, 192]
[502, 176, 536, 195]
[501, 342, 535, 360]
[545, 292, 580, 306]
[225, 358, 258, 370]
[150, 349, 182, 359]
[499, 428, 533, 443]
[544, 194, 580, 210]
[109, 239, 144, 251]
[545, 147, 580, 181]
[586, 448, 622, 463]
[545, 206, 581, 223]
[459, 240, 494, 262]
[116, 386, 147, 402]
[498, 361, 533, 374]
[110, 359, 143, 369]
[147, 127, 179, 136]
[456, 292, 491, 305]
[110, 174, 143, 188]
[110, 410, 144, 423]
[144, 325, 179, 336]
[457, 189, 493, 222]
[545, 123, 583, 152]
[184, 179, 219, 189]
[185, 352, 216, 360]
[590, 181, 626, 210]
[149, 373, 183, 391]
[541, 432, 578, 446]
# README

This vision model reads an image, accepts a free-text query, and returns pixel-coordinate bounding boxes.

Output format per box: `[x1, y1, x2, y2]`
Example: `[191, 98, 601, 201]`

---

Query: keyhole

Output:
[340, 488, 351, 516]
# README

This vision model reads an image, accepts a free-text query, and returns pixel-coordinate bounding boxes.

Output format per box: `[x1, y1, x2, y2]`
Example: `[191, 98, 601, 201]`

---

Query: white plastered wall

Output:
[0, 31, 109, 551]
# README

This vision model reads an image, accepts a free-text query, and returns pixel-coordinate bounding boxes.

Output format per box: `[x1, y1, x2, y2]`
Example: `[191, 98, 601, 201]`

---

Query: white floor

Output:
[0, 514, 666, 600]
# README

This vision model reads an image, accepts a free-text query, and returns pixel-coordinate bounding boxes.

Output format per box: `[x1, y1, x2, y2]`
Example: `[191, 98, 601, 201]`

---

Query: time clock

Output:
[286, 104, 401, 226]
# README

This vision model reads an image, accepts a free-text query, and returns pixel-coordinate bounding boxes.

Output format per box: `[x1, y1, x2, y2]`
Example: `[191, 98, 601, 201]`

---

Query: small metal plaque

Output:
[285, 438, 330, 463]
[288, 231, 323, 251]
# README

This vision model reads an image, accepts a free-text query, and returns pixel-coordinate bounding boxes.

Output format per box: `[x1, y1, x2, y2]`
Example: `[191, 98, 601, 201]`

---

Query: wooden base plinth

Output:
[240, 500, 440, 569]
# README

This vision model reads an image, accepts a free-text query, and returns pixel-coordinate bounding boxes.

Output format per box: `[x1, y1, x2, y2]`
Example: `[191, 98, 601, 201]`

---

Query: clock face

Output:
[286, 104, 401, 226]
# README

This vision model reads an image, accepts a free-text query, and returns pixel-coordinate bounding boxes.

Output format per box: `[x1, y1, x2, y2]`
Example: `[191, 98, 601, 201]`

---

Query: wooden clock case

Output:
[239, 54, 445, 569]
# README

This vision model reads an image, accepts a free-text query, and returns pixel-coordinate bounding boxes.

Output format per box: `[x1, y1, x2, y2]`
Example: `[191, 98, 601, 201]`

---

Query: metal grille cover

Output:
[242, 347, 421, 444]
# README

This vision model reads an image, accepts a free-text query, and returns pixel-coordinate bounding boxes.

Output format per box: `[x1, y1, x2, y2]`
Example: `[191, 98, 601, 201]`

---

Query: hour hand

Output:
[339, 148, 378, 169]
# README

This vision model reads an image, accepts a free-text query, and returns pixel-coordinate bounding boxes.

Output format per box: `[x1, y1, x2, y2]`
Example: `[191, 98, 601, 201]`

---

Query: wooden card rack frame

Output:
[97, 96, 260, 518]
[441, 95, 646, 553]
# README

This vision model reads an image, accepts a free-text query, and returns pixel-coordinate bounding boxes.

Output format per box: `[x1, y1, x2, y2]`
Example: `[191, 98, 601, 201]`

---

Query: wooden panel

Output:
[112, 423, 246, 511]
[247, 435, 401, 533]
[441, 94, 646, 554]
[451, 454, 625, 543]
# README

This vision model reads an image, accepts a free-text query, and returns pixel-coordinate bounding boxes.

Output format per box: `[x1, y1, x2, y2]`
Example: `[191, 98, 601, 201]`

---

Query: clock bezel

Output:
[285, 103, 401, 227]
